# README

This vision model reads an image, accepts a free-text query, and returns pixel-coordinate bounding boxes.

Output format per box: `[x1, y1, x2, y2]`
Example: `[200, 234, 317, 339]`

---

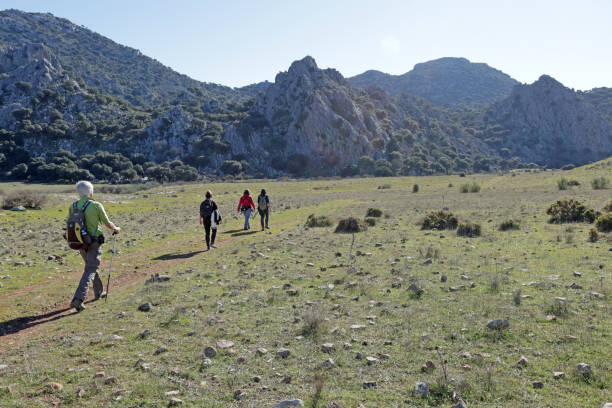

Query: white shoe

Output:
[211, 244, 218, 248]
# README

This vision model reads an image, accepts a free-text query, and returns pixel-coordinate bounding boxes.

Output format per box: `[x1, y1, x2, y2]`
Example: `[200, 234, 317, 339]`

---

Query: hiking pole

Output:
[105, 233, 117, 303]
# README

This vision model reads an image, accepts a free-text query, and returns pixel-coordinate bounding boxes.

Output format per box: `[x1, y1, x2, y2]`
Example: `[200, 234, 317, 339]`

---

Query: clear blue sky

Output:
[2, 0, 611, 90]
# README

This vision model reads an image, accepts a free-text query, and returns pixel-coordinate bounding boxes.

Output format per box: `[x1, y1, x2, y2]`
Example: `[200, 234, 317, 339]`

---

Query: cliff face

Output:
[223, 56, 388, 175]
[484, 75, 612, 167]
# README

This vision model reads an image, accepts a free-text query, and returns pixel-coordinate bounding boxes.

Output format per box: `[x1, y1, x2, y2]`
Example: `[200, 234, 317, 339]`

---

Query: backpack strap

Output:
[81, 200, 91, 212]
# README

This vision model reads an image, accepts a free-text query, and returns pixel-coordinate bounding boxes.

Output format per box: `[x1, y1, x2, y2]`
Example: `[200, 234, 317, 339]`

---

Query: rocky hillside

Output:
[349, 57, 519, 108]
[0, 9, 610, 182]
[483, 75, 612, 167]
[0, 9, 242, 107]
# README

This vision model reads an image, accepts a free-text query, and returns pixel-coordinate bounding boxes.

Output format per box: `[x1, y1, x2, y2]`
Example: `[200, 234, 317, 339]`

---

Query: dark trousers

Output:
[204, 220, 216, 248]
[259, 209, 269, 228]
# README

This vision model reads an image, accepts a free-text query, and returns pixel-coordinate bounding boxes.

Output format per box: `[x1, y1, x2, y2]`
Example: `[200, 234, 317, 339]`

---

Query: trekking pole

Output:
[105, 233, 117, 303]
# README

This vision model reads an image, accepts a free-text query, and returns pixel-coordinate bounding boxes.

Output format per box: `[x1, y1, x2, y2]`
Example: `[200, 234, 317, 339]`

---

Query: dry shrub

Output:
[366, 208, 383, 217]
[595, 213, 612, 232]
[499, 219, 520, 231]
[546, 199, 598, 224]
[334, 217, 368, 233]
[305, 214, 332, 228]
[1, 190, 47, 209]
[421, 211, 458, 230]
[457, 222, 481, 237]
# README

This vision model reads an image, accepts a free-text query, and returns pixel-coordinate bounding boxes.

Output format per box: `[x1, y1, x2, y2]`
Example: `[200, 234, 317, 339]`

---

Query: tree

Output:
[220, 160, 243, 175]
[358, 156, 374, 175]
[11, 163, 28, 179]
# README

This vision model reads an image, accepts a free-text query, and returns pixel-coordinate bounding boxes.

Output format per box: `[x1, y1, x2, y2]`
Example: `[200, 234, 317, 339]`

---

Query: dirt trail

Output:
[0, 234, 216, 353]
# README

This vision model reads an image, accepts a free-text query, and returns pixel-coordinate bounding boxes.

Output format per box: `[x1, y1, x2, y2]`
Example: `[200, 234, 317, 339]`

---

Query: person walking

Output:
[200, 190, 220, 250]
[69, 181, 120, 312]
[257, 188, 270, 231]
[237, 189, 255, 230]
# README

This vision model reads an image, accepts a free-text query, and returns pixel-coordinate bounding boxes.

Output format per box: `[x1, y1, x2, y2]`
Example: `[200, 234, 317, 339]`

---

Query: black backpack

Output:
[65, 200, 92, 250]
[200, 199, 214, 218]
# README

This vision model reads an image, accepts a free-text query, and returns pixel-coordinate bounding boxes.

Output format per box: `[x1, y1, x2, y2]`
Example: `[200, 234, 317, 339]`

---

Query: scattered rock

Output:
[553, 371, 565, 379]
[0, 364, 7, 370]
[321, 343, 335, 353]
[366, 356, 378, 365]
[252, 375, 262, 383]
[573, 271, 581, 277]
[516, 355, 529, 367]
[204, 346, 217, 358]
[104, 376, 117, 385]
[108, 334, 122, 341]
[453, 402, 468, 408]
[532, 381, 543, 389]
[94, 371, 105, 378]
[414, 382, 429, 397]
[233, 389, 245, 400]
[46, 382, 63, 391]
[10, 206, 26, 212]
[281, 375, 292, 384]
[362, 381, 377, 389]
[576, 363, 592, 377]
[216, 340, 234, 349]
[277, 348, 291, 358]
[169, 397, 183, 406]
[320, 358, 336, 368]
[200, 358, 212, 368]
[0, 386, 14, 395]
[165, 390, 180, 396]
[155, 346, 168, 355]
[138, 302, 152, 312]
[421, 361, 435, 372]
[486, 319, 509, 330]
[422, 258, 433, 265]
[440, 275, 447, 282]
[138, 329, 151, 339]
[273, 400, 304, 408]
[256, 347, 268, 356]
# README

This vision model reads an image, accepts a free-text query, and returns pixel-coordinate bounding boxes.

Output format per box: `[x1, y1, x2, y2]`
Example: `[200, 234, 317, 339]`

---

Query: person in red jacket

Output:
[237, 189, 256, 230]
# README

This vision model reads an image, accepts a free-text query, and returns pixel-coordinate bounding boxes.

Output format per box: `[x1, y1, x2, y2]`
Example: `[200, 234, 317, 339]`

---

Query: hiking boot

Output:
[94, 291, 107, 301]
[266, 226, 270, 229]
[71, 298, 85, 312]
[211, 244, 218, 249]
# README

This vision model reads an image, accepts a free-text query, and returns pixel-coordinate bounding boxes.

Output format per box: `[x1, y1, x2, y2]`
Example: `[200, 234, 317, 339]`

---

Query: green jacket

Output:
[67, 197, 110, 237]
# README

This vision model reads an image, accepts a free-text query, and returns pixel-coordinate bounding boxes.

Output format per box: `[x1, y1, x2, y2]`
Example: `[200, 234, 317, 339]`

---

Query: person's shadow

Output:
[152, 250, 205, 261]
[0, 308, 75, 337]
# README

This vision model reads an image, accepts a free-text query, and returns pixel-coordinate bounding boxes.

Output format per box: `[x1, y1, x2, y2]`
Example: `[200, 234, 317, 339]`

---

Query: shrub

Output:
[561, 164, 575, 171]
[299, 307, 328, 339]
[460, 182, 481, 193]
[220, 160, 242, 175]
[604, 201, 612, 212]
[546, 200, 598, 223]
[595, 213, 612, 232]
[305, 214, 332, 228]
[512, 289, 522, 306]
[364, 217, 377, 226]
[568, 179, 581, 186]
[377, 184, 391, 190]
[1, 190, 47, 209]
[591, 176, 610, 190]
[366, 208, 383, 217]
[588, 228, 599, 242]
[499, 219, 520, 231]
[412, 184, 419, 193]
[334, 217, 368, 233]
[457, 222, 481, 237]
[557, 178, 569, 190]
[421, 211, 458, 230]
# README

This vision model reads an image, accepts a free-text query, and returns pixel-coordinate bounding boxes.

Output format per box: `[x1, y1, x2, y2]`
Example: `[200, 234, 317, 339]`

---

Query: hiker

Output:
[237, 189, 255, 230]
[257, 188, 270, 230]
[68, 181, 120, 312]
[199, 190, 221, 250]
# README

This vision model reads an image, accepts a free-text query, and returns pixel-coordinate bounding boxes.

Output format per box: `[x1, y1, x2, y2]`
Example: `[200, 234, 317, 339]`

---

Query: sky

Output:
[1, 0, 611, 90]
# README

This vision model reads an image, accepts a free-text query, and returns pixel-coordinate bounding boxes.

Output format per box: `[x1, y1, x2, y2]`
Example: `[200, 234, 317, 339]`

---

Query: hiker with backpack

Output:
[66, 181, 120, 312]
[237, 189, 256, 230]
[257, 188, 270, 231]
[199, 190, 221, 250]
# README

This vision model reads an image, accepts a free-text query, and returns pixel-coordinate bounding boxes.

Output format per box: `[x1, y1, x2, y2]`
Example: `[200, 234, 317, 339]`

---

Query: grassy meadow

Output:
[0, 161, 611, 407]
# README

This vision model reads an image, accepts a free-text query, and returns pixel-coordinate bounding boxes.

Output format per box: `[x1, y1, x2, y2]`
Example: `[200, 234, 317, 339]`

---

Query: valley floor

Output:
[0, 163, 611, 407]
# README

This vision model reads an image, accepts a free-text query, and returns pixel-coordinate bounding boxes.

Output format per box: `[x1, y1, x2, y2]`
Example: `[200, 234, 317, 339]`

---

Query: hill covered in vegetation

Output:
[0, 10, 611, 182]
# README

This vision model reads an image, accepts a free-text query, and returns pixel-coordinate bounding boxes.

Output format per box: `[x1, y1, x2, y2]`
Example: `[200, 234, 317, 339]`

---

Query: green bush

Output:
[366, 208, 383, 218]
[557, 178, 569, 190]
[603, 201, 612, 212]
[460, 182, 480, 193]
[499, 219, 520, 231]
[220, 160, 242, 175]
[334, 217, 368, 233]
[546, 199, 599, 224]
[364, 217, 377, 226]
[591, 176, 610, 190]
[421, 211, 458, 230]
[457, 222, 481, 237]
[305, 214, 332, 228]
[595, 213, 612, 232]
[1, 190, 47, 209]
[412, 184, 419, 193]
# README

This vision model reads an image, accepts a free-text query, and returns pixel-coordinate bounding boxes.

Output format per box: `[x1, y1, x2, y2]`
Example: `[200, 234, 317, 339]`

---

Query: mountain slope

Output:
[349, 57, 519, 108]
[483, 75, 612, 167]
[0, 9, 242, 107]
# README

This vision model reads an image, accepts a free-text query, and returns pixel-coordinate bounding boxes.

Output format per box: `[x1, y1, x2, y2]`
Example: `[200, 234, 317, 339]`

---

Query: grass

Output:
[0, 161, 611, 407]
